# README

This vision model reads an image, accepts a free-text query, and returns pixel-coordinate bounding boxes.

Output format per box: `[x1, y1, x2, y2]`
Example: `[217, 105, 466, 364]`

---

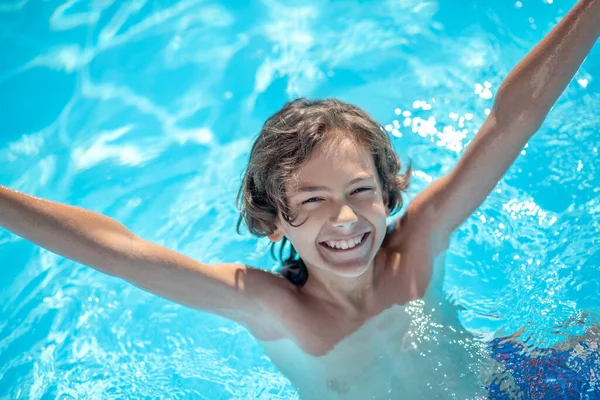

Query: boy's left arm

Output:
[398, 0, 599, 256]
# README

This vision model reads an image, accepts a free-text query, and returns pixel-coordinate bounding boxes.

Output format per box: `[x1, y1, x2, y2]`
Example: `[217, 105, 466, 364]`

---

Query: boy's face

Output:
[270, 136, 389, 277]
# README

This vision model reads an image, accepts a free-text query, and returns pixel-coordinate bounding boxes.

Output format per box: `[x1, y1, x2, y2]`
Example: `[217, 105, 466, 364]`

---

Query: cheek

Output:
[358, 194, 387, 215]
[285, 218, 321, 246]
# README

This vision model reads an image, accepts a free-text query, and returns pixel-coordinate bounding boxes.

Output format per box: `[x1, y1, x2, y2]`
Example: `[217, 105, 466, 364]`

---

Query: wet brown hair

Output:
[236, 98, 412, 287]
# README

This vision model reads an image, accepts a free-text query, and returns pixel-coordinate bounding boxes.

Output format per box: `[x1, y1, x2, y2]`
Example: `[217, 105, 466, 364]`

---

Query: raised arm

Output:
[0, 185, 292, 337]
[398, 0, 600, 255]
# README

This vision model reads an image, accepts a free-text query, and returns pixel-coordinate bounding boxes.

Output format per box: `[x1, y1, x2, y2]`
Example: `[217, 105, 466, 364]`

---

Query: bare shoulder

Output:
[383, 197, 446, 255]
[377, 205, 444, 303]
[240, 266, 304, 340]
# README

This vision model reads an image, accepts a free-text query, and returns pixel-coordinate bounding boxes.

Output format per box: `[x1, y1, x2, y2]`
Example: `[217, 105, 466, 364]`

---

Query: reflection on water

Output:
[0, 0, 599, 398]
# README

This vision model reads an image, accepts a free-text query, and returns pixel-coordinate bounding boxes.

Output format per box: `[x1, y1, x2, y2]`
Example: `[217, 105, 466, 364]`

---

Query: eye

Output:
[301, 197, 323, 205]
[351, 187, 374, 195]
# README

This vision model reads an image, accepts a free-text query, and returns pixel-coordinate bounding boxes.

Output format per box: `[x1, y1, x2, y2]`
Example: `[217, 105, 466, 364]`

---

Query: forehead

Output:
[289, 136, 376, 188]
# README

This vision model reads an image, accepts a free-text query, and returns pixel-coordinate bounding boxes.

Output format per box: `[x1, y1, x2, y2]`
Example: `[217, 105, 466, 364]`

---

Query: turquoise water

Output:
[1, 0, 599, 398]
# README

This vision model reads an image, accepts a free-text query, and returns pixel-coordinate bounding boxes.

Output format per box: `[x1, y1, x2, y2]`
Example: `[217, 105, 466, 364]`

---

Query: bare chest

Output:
[261, 300, 491, 400]
[292, 253, 447, 356]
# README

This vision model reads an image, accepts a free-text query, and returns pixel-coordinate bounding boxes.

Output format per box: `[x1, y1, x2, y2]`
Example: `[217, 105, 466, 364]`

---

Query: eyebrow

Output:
[294, 176, 375, 193]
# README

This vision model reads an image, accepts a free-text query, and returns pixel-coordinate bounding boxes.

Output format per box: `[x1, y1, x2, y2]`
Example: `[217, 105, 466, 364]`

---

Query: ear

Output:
[268, 228, 284, 242]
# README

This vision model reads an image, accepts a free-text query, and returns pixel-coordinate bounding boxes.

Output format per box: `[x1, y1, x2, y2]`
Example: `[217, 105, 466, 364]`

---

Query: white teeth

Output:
[323, 234, 364, 250]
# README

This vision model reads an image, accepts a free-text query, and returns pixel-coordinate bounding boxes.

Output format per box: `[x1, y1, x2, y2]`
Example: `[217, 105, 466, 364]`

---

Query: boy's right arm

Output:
[0, 185, 294, 338]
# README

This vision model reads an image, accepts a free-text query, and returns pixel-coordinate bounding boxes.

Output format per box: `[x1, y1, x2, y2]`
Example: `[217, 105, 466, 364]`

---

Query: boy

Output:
[1, 0, 598, 398]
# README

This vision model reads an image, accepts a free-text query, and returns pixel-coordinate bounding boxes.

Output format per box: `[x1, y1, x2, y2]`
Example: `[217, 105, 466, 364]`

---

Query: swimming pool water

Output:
[0, 0, 599, 398]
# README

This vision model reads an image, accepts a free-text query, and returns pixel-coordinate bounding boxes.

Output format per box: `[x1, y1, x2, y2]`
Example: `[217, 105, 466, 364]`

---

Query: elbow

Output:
[492, 89, 546, 133]
[90, 231, 138, 278]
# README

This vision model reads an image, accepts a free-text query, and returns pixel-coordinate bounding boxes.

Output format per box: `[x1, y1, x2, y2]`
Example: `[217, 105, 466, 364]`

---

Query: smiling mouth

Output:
[319, 232, 370, 252]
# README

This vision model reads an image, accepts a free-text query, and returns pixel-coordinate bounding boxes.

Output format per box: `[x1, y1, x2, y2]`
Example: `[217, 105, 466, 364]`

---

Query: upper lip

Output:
[319, 231, 369, 242]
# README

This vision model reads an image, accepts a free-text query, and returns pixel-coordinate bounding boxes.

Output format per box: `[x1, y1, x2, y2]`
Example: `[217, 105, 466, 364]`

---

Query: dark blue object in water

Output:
[488, 338, 599, 399]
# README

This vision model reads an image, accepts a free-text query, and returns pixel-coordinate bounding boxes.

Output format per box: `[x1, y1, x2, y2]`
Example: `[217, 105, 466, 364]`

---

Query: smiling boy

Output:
[1, 0, 599, 398]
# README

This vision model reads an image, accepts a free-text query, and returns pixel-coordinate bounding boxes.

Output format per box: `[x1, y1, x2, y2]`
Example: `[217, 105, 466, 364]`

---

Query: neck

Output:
[302, 260, 379, 316]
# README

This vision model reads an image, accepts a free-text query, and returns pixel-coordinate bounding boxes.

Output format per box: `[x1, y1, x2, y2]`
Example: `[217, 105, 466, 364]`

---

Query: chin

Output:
[325, 258, 373, 278]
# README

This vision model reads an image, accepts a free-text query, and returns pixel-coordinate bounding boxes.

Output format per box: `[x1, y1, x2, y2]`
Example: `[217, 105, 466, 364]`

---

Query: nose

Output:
[330, 204, 358, 229]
